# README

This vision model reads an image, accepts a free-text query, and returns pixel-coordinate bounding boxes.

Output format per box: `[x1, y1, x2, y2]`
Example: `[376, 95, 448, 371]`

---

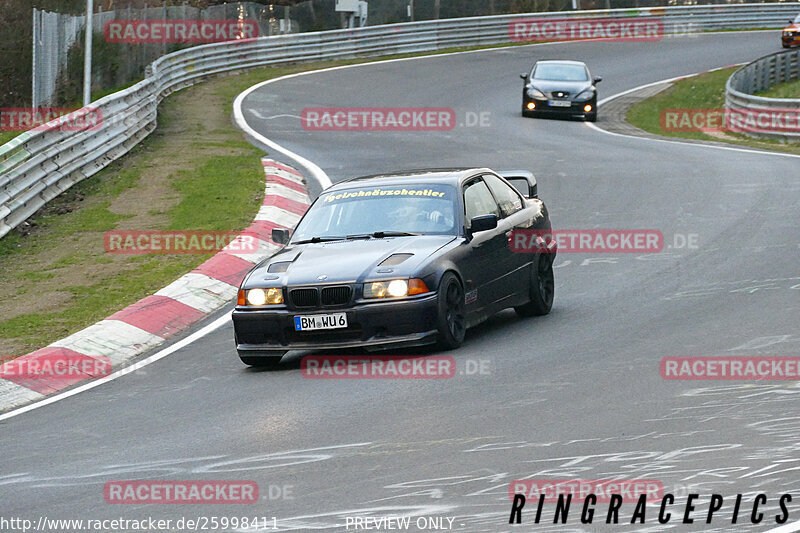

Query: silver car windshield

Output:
[291, 184, 457, 241]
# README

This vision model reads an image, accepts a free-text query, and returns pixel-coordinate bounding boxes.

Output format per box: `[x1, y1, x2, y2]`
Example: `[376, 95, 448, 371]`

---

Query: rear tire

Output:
[436, 272, 466, 350]
[238, 352, 285, 368]
[515, 253, 555, 317]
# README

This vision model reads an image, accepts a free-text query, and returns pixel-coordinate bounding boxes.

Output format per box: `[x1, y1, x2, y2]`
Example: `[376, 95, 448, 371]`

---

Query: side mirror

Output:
[520, 73, 528, 80]
[498, 171, 538, 199]
[470, 214, 498, 233]
[272, 228, 291, 245]
[593, 76, 603, 84]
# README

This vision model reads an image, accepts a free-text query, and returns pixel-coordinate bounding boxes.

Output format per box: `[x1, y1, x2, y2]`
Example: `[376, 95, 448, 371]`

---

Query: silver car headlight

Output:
[526, 87, 546, 99]
[574, 89, 595, 102]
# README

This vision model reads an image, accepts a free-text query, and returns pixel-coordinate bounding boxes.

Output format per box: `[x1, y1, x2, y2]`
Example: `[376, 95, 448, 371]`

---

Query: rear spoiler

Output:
[498, 170, 538, 199]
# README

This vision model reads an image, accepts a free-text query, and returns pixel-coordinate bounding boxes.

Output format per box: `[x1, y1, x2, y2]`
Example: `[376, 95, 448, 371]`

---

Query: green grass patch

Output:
[168, 152, 264, 231]
[757, 78, 800, 98]
[626, 67, 800, 155]
[0, 131, 20, 146]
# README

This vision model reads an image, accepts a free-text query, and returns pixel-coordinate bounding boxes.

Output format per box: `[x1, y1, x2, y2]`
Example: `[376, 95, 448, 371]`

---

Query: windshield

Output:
[533, 63, 589, 81]
[291, 184, 457, 242]
[794, 14, 800, 23]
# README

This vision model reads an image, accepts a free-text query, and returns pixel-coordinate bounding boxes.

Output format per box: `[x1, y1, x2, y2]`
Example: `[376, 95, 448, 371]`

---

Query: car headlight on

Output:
[363, 279, 430, 299]
[526, 87, 546, 99]
[574, 89, 595, 102]
[238, 288, 284, 306]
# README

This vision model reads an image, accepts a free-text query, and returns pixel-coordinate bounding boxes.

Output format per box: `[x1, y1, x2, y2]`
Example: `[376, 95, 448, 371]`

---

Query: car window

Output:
[463, 179, 500, 222]
[533, 63, 589, 81]
[483, 175, 524, 218]
[291, 184, 457, 240]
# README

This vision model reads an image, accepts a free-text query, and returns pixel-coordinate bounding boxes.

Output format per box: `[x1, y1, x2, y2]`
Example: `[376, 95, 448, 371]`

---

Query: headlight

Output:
[574, 89, 595, 102]
[238, 288, 284, 306]
[363, 279, 430, 299]
[526, 87, 546, 99]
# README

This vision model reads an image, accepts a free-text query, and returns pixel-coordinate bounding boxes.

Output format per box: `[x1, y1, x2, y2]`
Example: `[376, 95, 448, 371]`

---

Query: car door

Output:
[482, 173, 531, 304]
[461, 177, 507, 313]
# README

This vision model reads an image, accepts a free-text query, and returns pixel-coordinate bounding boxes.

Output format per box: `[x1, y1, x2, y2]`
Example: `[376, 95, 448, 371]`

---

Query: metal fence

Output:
[4, 3, 800, 239]
[32, 2, 298, 108]
[726, 50, 800, 141]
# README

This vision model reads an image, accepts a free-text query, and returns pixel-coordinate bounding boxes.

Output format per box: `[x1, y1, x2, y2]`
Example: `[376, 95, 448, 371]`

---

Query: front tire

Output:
[586, 113, 597, 123]
[436, 272, 466, 350]
[238, 352, 285, 368]
[515, 252, 554, 317]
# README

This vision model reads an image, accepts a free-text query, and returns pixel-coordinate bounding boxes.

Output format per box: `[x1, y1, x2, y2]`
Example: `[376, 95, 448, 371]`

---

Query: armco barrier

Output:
[2, 3, 800, 238]
[725, 49, 800, 141]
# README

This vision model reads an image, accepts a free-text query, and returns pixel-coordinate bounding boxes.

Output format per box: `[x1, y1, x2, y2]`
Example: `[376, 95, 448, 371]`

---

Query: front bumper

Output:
[233, 293, 439, 352]
[523, 97, 595, 117]
[783, 35, 799, 46]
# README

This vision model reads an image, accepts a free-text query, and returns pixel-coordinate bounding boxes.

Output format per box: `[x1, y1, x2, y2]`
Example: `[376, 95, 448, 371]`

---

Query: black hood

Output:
[244, 235, 457, 288]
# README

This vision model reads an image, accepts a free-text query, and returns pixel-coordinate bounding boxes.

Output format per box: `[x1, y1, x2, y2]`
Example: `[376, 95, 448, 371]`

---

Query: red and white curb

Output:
[0, 158, 310, 412]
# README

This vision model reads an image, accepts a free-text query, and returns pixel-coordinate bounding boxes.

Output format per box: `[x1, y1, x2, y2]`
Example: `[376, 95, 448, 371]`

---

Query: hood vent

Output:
[379, 254, 413, 267]
[268, 261, 291, 273]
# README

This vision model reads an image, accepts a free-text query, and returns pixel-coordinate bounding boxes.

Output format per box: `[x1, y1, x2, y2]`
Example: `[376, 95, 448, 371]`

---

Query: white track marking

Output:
[0, 313, 231, 422]
[232, 30, 778, 192]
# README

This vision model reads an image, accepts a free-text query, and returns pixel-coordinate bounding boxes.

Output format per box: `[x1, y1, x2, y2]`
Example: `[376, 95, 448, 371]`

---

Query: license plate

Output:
[294, 313, 347, 331]
[548, 100, 571, 107]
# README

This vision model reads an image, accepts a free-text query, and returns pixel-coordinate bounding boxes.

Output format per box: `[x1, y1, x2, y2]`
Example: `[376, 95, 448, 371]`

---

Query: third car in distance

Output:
[783, 13, 800, 48]
[521, 59, 601, 122]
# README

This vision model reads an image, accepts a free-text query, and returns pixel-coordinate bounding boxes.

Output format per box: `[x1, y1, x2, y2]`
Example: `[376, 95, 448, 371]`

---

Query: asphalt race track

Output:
[2, 31, 800, 532]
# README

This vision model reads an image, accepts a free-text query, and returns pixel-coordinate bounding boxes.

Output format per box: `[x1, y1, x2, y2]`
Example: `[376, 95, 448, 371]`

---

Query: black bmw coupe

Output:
[232, 168, 555, 367]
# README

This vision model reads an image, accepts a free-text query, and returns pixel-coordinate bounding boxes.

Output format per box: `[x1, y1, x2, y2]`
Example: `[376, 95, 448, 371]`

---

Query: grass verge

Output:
[626, 67, 800, 155]
[757, 78, 800, 98]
